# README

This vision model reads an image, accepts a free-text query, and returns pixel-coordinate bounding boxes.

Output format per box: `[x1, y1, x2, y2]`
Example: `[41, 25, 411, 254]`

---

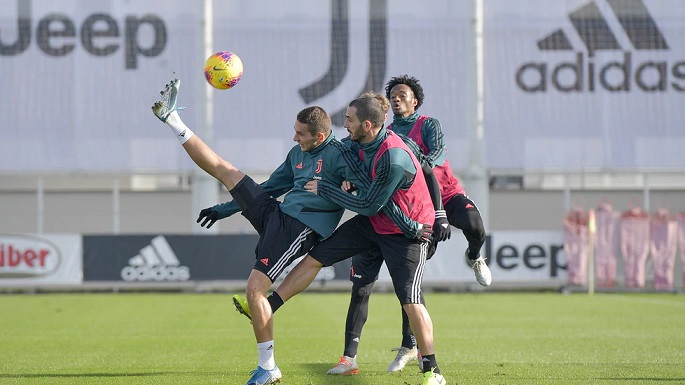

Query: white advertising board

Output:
[378, 231, 567, 285]
[2, 0, 683, 174]
[0, 234, 82, 285]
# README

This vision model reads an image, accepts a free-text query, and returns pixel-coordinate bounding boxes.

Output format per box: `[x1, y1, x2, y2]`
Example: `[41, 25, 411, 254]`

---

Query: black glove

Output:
[415, 223, 433, 243]
[196, 207, 219, 228]
[433, 210, 451, 242]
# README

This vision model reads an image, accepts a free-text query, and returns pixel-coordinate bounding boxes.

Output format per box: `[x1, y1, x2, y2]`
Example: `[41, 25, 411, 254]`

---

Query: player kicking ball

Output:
[152, 79, 433, 385]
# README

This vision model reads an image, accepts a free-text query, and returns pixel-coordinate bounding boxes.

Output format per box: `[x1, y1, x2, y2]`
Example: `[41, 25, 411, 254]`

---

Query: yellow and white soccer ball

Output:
[203, 51, 243, 90]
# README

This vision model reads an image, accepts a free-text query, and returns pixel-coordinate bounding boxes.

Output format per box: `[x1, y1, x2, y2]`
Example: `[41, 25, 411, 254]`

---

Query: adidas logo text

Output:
[516, 0, 685, 93]
[121, 235, 190, 281]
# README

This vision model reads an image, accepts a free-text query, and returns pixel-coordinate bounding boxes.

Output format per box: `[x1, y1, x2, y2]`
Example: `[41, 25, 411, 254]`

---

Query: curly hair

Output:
[385, 74, 424, 110]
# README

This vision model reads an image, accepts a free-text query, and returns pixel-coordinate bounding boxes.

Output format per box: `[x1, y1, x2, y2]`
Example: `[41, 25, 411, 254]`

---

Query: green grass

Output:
[0, 292, 684, 384]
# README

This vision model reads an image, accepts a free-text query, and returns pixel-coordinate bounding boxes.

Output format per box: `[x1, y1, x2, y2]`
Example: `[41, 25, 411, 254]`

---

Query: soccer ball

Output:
[203, 51, 243, 90]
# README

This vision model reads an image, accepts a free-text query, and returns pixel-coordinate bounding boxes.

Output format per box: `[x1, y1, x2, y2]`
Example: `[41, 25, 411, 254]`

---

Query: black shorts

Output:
[444, 193, 480, 229]
[232, 176, 320, 282]
[309, 215, 430, 304]
[350, 250, 383, 286]
[350, 242, 437, 286]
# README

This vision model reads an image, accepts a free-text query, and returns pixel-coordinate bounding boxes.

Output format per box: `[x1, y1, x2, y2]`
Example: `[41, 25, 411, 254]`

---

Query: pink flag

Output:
[650, 209, 678, 290]
[564, 208, 589, 286]
[595, 203, 620, 288]
[620, 207, 650, 288]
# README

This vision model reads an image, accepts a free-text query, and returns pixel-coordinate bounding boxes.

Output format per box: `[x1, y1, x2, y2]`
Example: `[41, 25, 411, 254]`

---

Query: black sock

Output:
[466, 247, 477, 260]
[343, 281, 372, 357]
[401, 334, 416, 349]
[421, 354, 439, 374]
[343, 331, 360, 358]
[400, 307, 416, 348]
[268, 291, 284, 313]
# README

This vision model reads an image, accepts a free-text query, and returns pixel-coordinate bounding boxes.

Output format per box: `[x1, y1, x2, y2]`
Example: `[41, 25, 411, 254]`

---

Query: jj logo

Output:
[298, 0, 388, 126]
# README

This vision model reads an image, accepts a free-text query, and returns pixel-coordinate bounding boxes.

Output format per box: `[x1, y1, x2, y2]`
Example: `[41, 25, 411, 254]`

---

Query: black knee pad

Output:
[351, 281, 374, 303]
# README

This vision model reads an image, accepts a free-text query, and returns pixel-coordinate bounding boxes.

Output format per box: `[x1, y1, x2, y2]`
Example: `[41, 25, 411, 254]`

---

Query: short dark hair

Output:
[385, 74, 424, 110]
[349, 92, 387, 129]
[297, 106, 331, 136]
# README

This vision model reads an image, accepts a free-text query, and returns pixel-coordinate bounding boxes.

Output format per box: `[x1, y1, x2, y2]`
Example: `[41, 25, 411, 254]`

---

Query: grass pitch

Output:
[0, 292, 683, 384]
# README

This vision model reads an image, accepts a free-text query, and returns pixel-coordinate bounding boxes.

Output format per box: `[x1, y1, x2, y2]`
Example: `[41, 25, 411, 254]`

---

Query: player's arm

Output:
[330, 140, 373, 191]
[379, 198, 432, 241]
[398, 134, 443, 210]
[316, 150, 405, 216]
[259, 149, 297, 197]
[421, 160, 443, 211]
[330, 141, 427, 239]
[421, 117, 448, 167]
[399, 133, 450, 241]
[317, 163, 431, 241]
[197, 151, 296, 228]
[422, 160, 450, 241]
[380, 151, 447, 241]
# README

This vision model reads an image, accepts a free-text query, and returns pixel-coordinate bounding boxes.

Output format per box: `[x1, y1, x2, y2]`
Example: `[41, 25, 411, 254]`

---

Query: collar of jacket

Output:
[392, 111, 419, 126]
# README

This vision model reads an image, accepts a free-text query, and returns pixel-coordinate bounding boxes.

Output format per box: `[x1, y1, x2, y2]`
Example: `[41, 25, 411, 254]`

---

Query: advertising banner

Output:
[83, 234, 351, 283]
[1, 0, 474, 173]
[84, 232, 568, 286]
[3, 0, 683, 173]
[378, 231, 568, 285]
[0, 231, 568, 287]
[483, 0, 685, 170]
[0, 234, 82, 285]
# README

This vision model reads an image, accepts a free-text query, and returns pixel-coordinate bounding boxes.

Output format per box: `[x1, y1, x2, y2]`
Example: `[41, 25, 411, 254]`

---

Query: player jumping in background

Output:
[386, 75, 489, 285]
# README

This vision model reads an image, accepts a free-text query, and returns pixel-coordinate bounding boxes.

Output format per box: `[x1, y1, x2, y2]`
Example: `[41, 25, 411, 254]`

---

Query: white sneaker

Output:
[151, 78, 185, 123]
[326, 355, 358, 375]
[245, 365, 282, 385]
[387, 346, 418, 372]
[466, 250, 492, 286]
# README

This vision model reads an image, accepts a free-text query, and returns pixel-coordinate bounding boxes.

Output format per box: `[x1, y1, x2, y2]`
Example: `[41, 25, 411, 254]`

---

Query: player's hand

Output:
[433, 210, 451, 242]
[341, 180, 358, 193]
[197, 207, 219, 228]
[415, 223, 433, 243]
[304, 179, 318, 194]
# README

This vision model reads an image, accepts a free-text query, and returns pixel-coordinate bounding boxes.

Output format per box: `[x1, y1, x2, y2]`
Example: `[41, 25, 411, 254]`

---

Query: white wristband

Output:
[165, 110, 194, 144]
